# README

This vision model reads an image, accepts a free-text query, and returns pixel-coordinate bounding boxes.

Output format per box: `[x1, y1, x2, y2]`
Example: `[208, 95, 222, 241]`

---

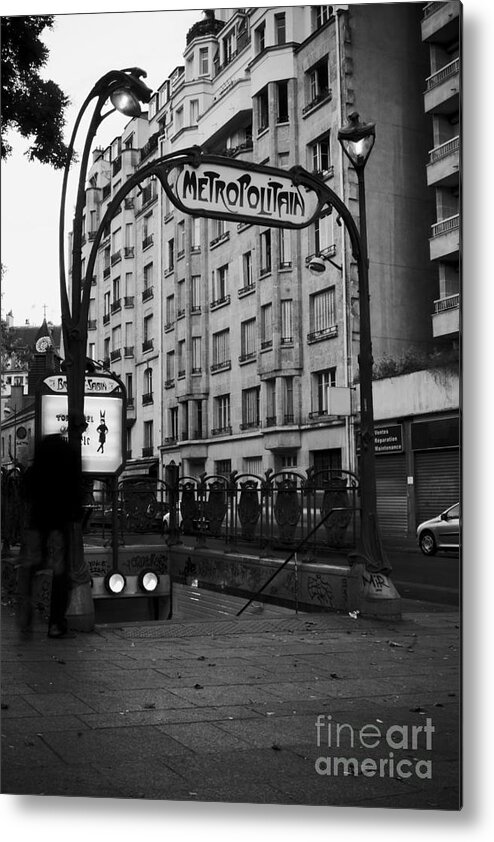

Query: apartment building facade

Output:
[78, 5, 437, 504]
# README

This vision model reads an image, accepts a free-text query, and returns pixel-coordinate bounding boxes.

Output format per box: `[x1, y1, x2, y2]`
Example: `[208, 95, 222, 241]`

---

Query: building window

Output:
[310, 133, 331, 174]
[143, 262, 153, 290]
[178, 339, 185, 377]
[166, 350, 175, 382]
[275, 12, 286, 44]
[314, 211, 334, 254]
[314, 368, 336, 415]
[167, 238, 174, 271]
[310, 287, 336, 335]
[212, 264, 229, 303]
[143, 420, 153, 451]
[191, 275, 201, 312]
[242, 251, 253, 288]
[241, 318, 256, 359]
[261, 303, 273, 348]
[104, 291, 111, 318]
[215, 394, 231, 432]
[215, 459, 232, 477]
[192, 336, 202, 373]
[212, 328, 230, 368]
[242, 386, 260, 428]
[190, 99, 199, 124]
[276, 81, 289, 123]
[307, 59, 329, 109]
[142, 418, 153, 455]
[143, 367, 153, 401]
[170, 407, 179, 440]
[177, 279, 185, 317]
[112, 276, 120, 302]
[192, 217, 201, 249]
[283, 376, 294, 423]
[223, 31, 235, 64]
[111, 325, 121, 352]
[166, 294, 175, 326]
[257, 87, 269, 133]
[177, 220, 185, 255]
[126, 373, 133, 401]
[143, 314, 153, 351]
[199, 47, 209, 75]
[279, 228, 291, 267]
[312, 5, 332, 29]
[281, 299, 293, 343]
[260, 230, 271, 275]
[255, 22, 265, 54]
[265, 379, 276, 425]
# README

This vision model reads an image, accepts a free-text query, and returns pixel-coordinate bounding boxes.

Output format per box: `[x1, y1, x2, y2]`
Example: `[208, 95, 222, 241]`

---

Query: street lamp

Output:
[58, 69, 153, 628]
[337, 112, 389, 574]
[309, 113, 388, 574]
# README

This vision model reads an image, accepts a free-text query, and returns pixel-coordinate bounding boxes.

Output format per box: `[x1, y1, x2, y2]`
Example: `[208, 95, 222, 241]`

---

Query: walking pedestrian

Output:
[18, 434, 82, 639]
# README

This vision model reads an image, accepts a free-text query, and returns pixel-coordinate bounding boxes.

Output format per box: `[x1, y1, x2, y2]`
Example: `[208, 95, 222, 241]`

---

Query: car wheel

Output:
[419, 531, 437, 556]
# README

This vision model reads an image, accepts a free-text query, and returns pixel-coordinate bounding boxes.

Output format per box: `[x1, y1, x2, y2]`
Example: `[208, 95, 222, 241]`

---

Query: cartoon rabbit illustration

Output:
[96, 410, 109, 453]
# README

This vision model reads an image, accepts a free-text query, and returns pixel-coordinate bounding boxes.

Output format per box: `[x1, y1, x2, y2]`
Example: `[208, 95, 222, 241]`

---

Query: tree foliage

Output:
[1, 15, 70, 168]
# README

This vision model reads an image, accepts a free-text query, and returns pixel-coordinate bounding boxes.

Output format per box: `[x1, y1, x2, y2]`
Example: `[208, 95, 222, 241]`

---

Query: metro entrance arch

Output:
[59, 69, 392, 627]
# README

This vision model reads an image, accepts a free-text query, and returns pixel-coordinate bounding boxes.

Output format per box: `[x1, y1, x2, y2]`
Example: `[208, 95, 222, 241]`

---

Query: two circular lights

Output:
[103, 570, 160, 595]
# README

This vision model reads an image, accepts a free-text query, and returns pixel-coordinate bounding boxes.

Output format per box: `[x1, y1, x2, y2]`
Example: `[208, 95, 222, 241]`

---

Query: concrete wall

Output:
[373, 368, 459, 421]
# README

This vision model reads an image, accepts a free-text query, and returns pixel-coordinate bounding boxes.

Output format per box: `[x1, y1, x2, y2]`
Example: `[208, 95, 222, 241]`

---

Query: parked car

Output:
[416, 503, 460, 555]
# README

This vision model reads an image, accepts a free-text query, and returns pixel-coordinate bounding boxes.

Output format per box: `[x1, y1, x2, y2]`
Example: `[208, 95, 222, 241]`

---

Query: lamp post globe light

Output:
[58, 69, 153, 630]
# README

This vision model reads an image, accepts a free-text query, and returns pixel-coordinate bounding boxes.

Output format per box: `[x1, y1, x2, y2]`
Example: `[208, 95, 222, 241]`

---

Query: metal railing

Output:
[434, 293, 460, 313]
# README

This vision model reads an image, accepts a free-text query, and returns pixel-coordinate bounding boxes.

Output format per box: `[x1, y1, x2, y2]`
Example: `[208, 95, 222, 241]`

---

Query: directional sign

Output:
[167, 158, 323, 229]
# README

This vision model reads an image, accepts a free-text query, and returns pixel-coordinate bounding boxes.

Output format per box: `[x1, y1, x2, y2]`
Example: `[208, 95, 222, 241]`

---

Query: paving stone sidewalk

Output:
[1, 599, 461, 809]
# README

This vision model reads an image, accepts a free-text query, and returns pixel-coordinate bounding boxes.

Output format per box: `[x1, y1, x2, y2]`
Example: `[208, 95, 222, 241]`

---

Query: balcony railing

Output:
[240, 420, 260, 431]
[429, 135, 460, 164]
[302, 88, 332, 114]
[211, 426, 232, 437]
[124, 246, 134, 258]
[239, 351, 256, 364]
[265, 416, 276, 427]
[124, 346, 134, 357]
[210, 294, 230, 310]
[142, 446, 154, 457]
[111, 299, 122, 314]
[103, 313, 110, 325]
[307, 324, 338, 343]
[142, 286, 154, 302]
[261, 339, 272, 350]
[426, 58, 460, 91]
[431, 214, 460, 238]
[110, 348, 121, 362]
[434, 293, 460, 313]
[103, 266, 111, 279]
[124, 198, 134, 210]
[124, 296, 134, 308]
[210, 360, 231, 373]
[142, 234, 154, 249]
[88, 319, 97, 330]
[238, 283, 255, 298]
[142, 392, 154, 405]
[165, 379, 175, 389]
[142, 339, 154, 353]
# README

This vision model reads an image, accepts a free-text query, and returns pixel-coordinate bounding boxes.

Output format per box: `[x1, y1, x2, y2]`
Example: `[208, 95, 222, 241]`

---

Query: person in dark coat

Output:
[18, 434, 82, 638]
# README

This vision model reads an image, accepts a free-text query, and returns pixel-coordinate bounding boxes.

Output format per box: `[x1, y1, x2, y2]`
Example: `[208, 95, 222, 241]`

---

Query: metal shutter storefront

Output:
[414, 448, 460, 526]
[375, 454, 408, 539]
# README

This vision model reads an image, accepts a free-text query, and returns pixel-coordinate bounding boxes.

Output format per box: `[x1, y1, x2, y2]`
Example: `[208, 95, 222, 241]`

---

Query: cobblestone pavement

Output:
[1, 589, 461, 809]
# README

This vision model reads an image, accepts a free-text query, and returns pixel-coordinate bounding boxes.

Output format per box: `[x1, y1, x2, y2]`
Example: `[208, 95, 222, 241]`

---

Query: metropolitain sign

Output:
[166, 157, 324, 229]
